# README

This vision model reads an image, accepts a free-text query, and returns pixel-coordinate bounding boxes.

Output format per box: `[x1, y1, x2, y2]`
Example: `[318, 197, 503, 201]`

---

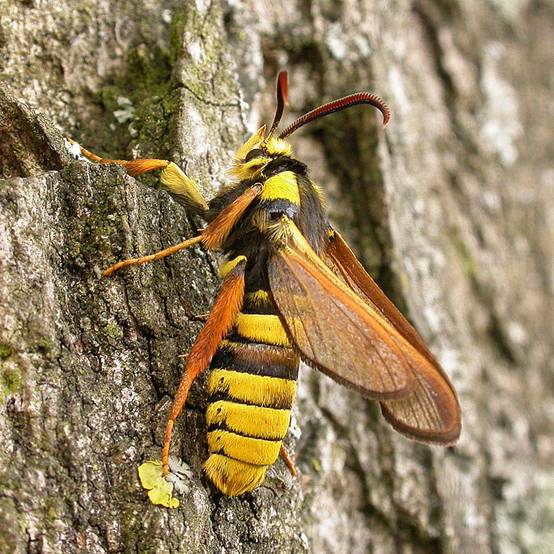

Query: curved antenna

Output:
[279, 92, 391, 138]
[267, 70, 289, 137]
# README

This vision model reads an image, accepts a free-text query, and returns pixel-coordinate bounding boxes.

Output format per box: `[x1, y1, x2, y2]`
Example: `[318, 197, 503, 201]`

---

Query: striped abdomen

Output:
[203, 288, 299, 496]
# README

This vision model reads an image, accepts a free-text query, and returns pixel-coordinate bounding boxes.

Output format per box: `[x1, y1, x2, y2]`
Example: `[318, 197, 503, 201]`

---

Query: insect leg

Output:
[279, 445, 298, 477]
[102, 234, 203, 277]
[161, 255, 247, 476]
[200, 184, 263, 249]
[66, 138, 209, 212]
[103, 182, 263, 276]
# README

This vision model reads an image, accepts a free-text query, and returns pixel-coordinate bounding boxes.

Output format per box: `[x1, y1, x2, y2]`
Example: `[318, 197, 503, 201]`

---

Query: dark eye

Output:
[244, 148, 265, 162]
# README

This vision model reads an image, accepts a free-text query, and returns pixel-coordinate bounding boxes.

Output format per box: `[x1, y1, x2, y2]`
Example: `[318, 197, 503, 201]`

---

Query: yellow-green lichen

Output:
[311, 457, 322, 472]
[138, 461, 180, 509]
[102, 321, 124, 341]
[0, 343, 12, 359]
[1, 366, 22, 404]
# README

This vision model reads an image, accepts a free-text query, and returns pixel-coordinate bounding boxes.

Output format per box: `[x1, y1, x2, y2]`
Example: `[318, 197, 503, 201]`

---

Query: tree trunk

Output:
[1, 1, 553, 553]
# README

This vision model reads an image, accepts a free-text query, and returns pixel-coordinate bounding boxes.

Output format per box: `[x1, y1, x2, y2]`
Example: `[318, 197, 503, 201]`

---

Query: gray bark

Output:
[1, 1, 553, 553]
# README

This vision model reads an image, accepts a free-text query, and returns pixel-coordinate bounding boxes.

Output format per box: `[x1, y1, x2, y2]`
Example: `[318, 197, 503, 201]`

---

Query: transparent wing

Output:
[324, 228, 461, 444]
[268, 220, 414, 399]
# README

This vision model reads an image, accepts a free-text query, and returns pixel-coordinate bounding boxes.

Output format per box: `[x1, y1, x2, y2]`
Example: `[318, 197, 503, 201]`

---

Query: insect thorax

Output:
[208, 158, 329, 257]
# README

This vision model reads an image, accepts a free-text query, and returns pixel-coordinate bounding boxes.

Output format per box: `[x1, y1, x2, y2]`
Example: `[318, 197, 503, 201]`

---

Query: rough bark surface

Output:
[1, 1, 553, 553]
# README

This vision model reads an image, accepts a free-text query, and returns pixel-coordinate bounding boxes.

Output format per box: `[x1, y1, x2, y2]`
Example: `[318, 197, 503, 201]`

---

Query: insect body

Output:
[77, 71, 461, 501]
[201, 135, 327, 495]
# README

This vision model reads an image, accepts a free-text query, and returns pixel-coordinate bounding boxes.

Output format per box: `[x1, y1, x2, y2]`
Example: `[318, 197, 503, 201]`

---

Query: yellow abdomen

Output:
[203, 299, 299, 496]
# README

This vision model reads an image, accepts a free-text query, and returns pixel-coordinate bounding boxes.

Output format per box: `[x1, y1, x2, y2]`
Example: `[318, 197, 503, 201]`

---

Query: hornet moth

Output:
[72, 71, 461, 504]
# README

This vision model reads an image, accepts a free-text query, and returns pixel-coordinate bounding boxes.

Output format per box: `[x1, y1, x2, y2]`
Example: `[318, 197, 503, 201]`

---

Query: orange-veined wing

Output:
[268, 218, 415, 400]
[324, 227, 461, 445]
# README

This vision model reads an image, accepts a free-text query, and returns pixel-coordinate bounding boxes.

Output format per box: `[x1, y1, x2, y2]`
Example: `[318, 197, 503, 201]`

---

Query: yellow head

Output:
[230, 125, 293, 181]
[229, 70, 390, 183]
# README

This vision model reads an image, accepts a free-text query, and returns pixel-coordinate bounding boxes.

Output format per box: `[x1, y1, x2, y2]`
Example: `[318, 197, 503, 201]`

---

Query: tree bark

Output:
[1, 1, 553, 553]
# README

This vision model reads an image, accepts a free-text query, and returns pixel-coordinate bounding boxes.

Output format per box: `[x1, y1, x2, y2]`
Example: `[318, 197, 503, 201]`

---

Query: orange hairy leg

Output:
[67, 137, 209, 213]
[67, 137, 173, 176]
[102, 235, 203, 277]
[200, 184, 262, 249]
[102, 185, 262, 276]
[161, 257, 247, 476]
[279, 445, 298, 477]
